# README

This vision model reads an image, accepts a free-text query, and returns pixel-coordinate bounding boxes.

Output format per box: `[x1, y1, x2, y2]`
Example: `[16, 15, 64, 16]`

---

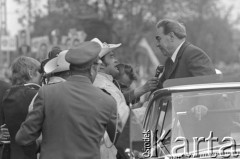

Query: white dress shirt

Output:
[171, 41, 185, 63]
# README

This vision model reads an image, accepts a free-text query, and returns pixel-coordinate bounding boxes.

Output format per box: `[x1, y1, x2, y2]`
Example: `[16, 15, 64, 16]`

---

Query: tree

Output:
[15, 0, 240, 65]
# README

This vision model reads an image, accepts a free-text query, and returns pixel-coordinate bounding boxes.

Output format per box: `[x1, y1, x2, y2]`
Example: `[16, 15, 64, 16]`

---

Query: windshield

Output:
[170, 89, 240, 156]
[146, 89, 240, 158]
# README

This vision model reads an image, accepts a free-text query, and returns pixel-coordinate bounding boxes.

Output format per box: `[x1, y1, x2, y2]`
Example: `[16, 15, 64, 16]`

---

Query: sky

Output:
[6, 0, 47, 36]
[220, 0, 240, 20]
[5, 0, 240, 36]
[6, 0, 21, 35]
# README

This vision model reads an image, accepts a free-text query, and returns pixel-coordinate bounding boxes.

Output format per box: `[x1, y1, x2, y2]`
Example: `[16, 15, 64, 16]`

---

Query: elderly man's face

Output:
[156, 27, 172, 57]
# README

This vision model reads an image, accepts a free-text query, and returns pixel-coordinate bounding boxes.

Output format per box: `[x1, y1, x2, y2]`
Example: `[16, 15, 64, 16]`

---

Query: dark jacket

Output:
[159, 41, 216, 88]
[15, 75, 117, 159]
[0, 80, 10, 159]
[0, 80, 10, 121]
[1, 84, 40, 159]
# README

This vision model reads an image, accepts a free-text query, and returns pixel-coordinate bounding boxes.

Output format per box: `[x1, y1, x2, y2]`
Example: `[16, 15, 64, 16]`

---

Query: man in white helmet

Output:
[92, 38, 127, 159]
[92, 38, 158, 159]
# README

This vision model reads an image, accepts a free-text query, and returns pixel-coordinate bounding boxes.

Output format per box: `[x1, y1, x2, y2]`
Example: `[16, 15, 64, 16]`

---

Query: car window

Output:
[143, 89, 240, 158]
[143, 95, 172, 157]
[171, 89, 240, 156]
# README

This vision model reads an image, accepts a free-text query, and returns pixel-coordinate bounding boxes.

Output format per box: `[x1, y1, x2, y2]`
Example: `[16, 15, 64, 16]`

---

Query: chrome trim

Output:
[152, 82, 240, 97]
[143, 82, 240, 129]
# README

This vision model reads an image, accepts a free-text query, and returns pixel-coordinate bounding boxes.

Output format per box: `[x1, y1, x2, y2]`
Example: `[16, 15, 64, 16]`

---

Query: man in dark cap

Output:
[15, 41, 118, 159]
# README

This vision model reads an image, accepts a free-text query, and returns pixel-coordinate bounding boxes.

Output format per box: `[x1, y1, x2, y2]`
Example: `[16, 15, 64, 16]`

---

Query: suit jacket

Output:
[1, 84, 40, 159]
[16, 75, 117, 159]
[159, 41, 216, 88]
[0, 80, 10, 125]
[0, 80, 10, 102]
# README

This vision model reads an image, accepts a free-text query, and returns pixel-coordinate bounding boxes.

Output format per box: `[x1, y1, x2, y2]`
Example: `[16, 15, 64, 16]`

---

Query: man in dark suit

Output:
[16, 41, 118, 159]
[155, 19, 216, 88]
[155, 19, 217, 144]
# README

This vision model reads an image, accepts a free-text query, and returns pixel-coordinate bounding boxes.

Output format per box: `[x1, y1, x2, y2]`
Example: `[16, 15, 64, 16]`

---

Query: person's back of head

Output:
[11, 56, 41, 85]
[65, 41, 102, 83]
[116, 63, 137, 91]
[116, 64, 137, 81]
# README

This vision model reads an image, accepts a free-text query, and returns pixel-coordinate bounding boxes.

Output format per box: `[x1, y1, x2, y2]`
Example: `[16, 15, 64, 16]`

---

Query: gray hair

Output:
[156, 19, 187, 39]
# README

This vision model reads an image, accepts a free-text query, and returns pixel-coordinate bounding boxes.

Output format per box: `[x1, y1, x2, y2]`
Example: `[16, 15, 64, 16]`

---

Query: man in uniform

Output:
[16, 41, 118, 159]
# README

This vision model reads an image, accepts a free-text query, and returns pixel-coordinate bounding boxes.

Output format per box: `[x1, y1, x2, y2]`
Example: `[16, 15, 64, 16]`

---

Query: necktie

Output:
[166, 58, 174, 73]
[162, 58, 174, 81]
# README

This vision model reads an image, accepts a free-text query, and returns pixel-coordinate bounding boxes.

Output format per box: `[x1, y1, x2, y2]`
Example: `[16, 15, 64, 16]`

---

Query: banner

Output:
[17, 29, 31, 47]
[31, 36, 49, 53]
[1, 36, 17, 51]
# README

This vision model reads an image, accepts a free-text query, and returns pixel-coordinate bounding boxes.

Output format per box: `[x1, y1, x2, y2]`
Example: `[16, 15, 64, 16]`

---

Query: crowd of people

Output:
[0, 18, 217, 159]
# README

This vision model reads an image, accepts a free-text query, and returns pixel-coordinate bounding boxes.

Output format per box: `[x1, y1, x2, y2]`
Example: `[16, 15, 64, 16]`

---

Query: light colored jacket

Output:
[94, 72, 130, 159]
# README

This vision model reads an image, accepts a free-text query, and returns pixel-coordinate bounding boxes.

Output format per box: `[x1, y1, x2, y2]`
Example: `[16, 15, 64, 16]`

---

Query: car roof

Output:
[153, 76, 240, 97]
[165, 82, 240, 91]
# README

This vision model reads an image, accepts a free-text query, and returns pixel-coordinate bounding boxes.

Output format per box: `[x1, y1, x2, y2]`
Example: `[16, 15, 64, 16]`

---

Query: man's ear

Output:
[28, 70, 33, 79]
[90, 65, 94, 76]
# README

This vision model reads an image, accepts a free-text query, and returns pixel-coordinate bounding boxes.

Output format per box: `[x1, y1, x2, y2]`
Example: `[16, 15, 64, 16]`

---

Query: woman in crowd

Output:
[0, 56, 41, 159]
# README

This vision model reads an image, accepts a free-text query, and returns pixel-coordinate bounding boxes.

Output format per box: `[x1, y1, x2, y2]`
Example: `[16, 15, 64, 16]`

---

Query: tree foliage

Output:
[15, 0, 240, 64]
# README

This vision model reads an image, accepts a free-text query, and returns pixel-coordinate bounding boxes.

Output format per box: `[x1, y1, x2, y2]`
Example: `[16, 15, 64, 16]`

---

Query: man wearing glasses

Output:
[155, 19, 216, 88]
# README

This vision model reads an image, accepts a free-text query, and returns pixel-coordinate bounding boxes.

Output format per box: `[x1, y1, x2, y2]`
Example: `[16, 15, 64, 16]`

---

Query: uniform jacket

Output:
[1, 83, 40, 159]
[28, 76, 66, 112]
[159, 41, 216, 88]
[16, 75, 117, 159]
